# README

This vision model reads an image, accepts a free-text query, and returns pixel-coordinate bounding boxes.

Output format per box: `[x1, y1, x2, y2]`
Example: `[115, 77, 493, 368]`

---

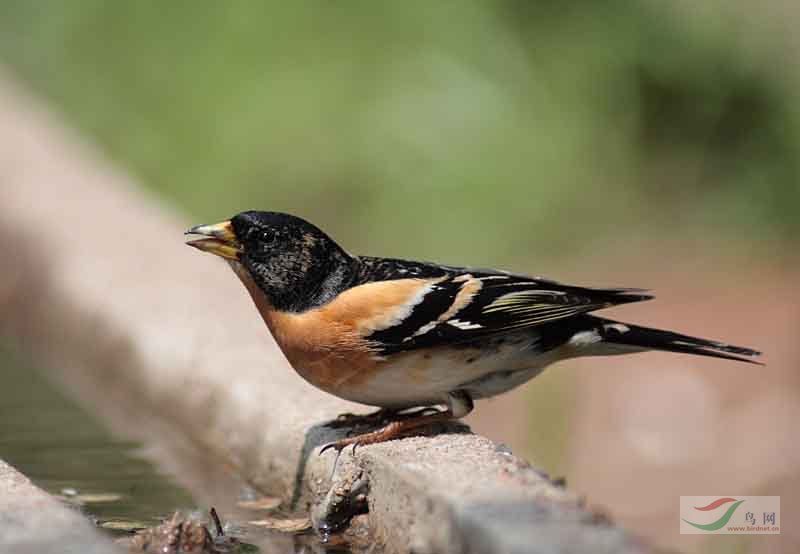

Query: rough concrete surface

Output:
[0, 68, 653, 553]
[0, 459, 118, 554]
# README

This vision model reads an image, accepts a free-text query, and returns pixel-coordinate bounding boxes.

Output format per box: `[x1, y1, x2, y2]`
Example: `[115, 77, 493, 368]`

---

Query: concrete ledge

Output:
[0, 459, 117, 554]
[0, 68, 652, 553]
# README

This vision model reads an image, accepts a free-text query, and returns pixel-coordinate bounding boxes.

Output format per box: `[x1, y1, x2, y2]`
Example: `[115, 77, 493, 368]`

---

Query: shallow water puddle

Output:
[0, 345, 361, 552]
[0, 346, 196, 531]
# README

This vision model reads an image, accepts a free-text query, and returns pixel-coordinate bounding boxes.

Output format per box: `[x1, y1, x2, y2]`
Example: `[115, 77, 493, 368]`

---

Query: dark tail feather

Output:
[591, 316, 763, 365]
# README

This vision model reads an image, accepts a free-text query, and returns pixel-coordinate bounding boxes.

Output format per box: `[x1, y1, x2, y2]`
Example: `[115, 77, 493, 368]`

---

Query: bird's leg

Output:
[446, 390, 474, 418]
[320, 391, 473, 455]
[320, 412, 452, 455]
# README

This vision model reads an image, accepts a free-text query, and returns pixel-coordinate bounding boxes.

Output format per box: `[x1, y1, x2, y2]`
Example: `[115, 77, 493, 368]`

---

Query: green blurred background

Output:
[0, 1, 796, 264]
[0, 2, 797, 552]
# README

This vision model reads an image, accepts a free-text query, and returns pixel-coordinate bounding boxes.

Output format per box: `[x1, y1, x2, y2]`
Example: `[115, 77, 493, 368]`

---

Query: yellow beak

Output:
[185, 220, 242, 260]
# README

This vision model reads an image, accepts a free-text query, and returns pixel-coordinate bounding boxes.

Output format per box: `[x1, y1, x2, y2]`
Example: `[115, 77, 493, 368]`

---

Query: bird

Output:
[185, 211, 762, 452]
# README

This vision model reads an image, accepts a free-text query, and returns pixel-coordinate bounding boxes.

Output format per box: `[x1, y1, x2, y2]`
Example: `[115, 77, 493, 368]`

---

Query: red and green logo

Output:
[682, 498, 745, 531]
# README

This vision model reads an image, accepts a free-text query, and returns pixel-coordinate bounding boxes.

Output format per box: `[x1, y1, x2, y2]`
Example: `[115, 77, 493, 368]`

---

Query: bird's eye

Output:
[245, 227, 273, 245]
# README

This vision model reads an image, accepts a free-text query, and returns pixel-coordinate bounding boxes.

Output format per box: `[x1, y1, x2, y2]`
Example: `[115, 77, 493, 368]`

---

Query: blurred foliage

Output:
[0, 1, 796, 490]
[0, 0, 797, 267]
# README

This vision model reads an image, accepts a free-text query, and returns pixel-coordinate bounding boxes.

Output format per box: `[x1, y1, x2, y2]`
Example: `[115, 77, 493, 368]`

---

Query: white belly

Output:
[341, 333, 551, 408]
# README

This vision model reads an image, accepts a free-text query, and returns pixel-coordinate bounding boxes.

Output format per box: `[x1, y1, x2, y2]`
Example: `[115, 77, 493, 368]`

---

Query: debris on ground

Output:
[117, 509, 246, 553]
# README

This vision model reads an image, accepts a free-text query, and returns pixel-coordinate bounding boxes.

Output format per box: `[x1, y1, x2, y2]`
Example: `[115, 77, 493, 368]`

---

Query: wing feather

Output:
[364, 270, 652, 354]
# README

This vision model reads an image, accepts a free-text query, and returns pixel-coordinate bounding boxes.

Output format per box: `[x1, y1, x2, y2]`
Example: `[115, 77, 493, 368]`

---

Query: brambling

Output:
[186, 211, 761, 452]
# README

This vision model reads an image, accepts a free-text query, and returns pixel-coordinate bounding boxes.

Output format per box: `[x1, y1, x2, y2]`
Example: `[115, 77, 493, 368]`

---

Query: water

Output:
[0, 345, 195, 531]
[0, 345, 361, 553]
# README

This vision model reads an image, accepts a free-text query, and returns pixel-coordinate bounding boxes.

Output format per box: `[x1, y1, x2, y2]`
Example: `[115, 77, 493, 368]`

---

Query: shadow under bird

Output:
[185, 211, 762, 452]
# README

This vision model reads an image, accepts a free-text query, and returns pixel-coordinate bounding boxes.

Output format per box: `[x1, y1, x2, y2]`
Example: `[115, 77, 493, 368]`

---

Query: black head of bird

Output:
[187, 211, 355, 312]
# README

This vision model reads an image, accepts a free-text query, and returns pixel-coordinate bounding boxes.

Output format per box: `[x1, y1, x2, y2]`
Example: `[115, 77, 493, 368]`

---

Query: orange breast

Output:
[229, 261, 440, 395]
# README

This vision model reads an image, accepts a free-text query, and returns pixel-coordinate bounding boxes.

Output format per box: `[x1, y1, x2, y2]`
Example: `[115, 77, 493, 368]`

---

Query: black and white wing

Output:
[364, 268, 652, 355]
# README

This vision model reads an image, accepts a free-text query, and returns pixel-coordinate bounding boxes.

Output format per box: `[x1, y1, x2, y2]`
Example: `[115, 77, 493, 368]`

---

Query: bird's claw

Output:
[319, 439, 360, 457]
[318, 442, 339, 457]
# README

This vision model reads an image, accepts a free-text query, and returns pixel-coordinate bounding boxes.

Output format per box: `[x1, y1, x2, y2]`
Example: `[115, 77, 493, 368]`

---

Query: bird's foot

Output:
[320, 410, 452, 456]
[330, 408, 397, 429]
[330, 406, 443, 429]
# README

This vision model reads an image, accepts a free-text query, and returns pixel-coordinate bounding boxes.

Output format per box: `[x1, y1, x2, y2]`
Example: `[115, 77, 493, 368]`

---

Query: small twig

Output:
[209, 507, 224, 537]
